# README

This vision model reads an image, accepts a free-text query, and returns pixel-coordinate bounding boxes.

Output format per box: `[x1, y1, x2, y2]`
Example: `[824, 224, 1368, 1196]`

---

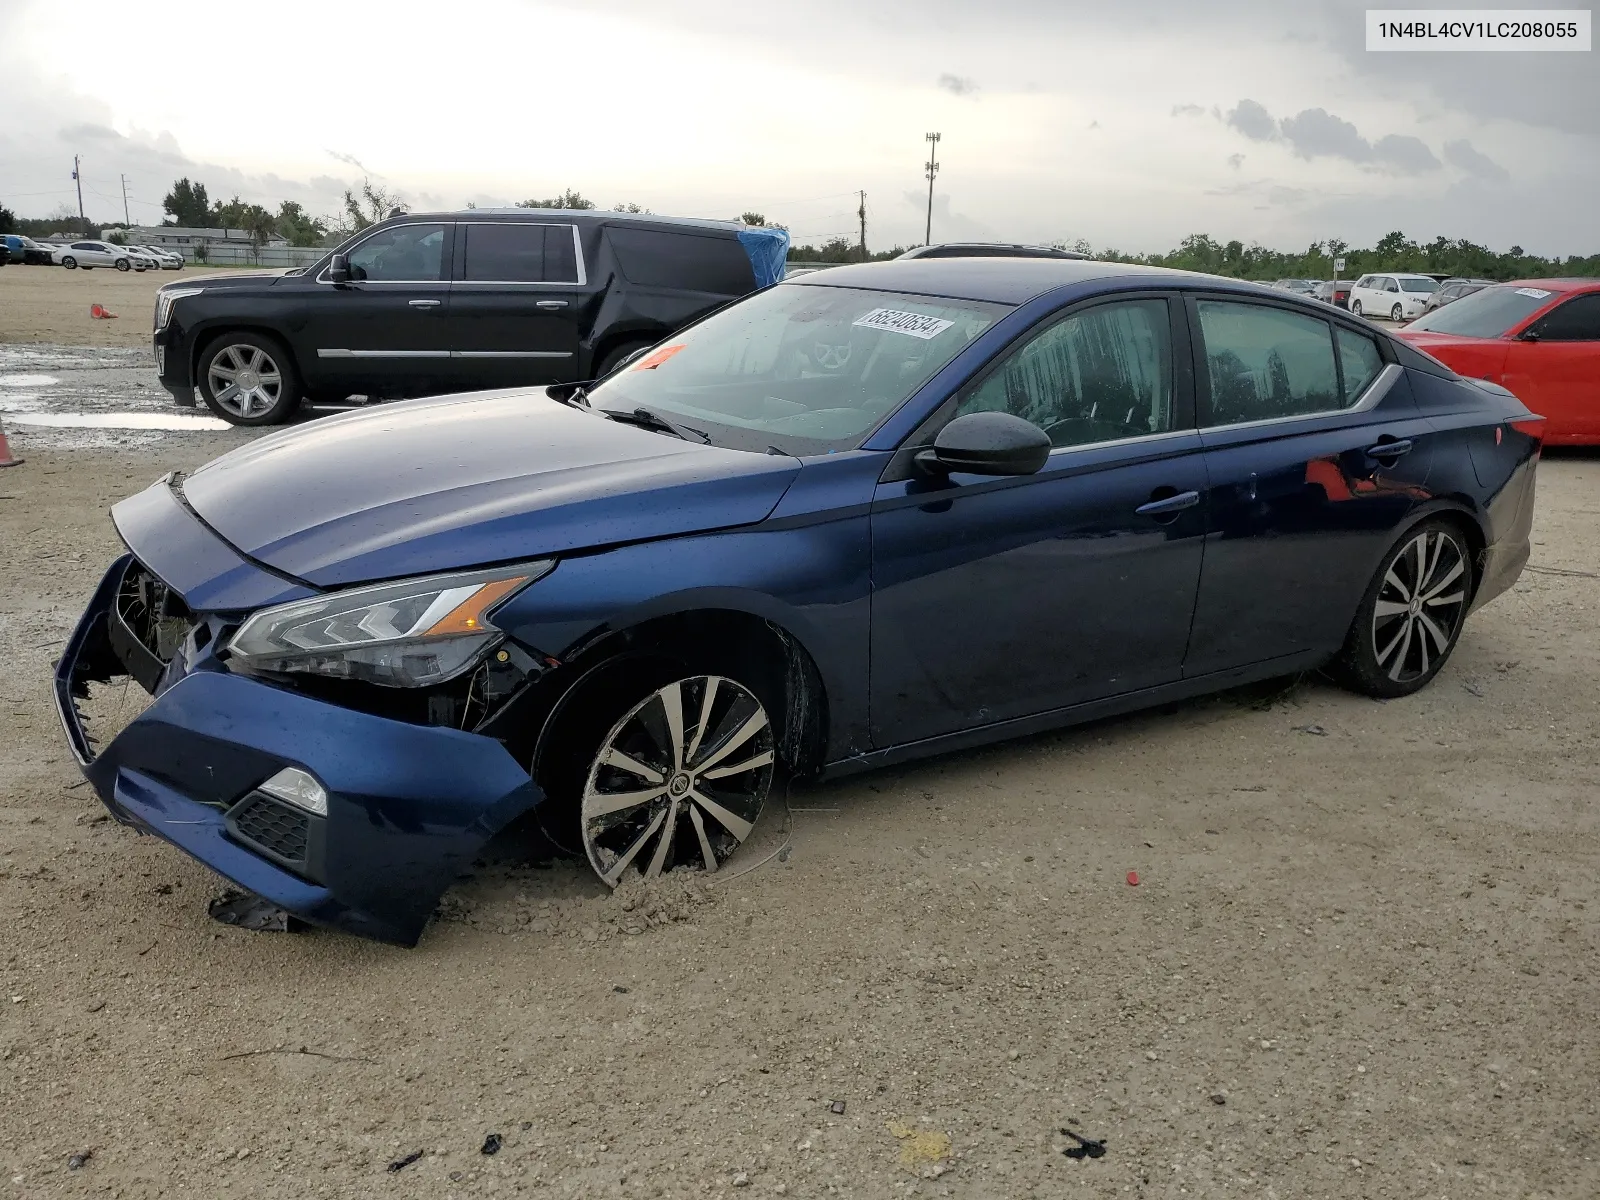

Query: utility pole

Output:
[857, 190, 867, 262]
[73, 155, 87, 236]
[923, 132, 941, 246]
[120, 174, 131, 227]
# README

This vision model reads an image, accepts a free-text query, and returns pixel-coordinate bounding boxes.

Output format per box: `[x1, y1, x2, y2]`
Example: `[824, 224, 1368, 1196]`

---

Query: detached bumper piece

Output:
[55, 556, 547, 945]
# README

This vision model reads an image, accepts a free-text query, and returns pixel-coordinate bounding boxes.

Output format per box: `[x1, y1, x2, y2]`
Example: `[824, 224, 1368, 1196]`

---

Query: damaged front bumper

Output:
[54, 554, 545, 945]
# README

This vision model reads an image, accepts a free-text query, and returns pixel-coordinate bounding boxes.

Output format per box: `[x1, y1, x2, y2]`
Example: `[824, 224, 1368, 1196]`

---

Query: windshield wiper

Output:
[546, 383, 592, 409]
[600, 406, 710, 443]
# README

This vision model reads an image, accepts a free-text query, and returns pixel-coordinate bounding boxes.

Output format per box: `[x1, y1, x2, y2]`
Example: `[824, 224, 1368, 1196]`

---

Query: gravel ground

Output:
[0, 353, 1597, 1198]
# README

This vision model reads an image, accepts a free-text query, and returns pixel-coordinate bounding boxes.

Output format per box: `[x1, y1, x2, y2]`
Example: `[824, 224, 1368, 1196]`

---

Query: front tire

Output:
[1350, 299, 1363, 317]
[197, 333, 300, 425]
[541, 666, 776, 887]
[115, 258, 131, 272]
[1328, 520, 1473, 698]
[61, 256, 77, 269]
[1390, 303, 1403, 322]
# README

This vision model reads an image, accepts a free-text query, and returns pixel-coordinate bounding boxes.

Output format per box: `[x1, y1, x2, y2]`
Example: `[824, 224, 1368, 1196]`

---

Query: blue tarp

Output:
[737, 226, 790, 288]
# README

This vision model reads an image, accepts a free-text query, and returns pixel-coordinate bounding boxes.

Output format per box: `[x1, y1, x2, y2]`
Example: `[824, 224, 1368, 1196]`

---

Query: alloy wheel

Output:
[1390, 303, 1403, 322]
[1371, 528, 1469, 684]
[207, 344, 284, 419]
[580, 675, 774, 887]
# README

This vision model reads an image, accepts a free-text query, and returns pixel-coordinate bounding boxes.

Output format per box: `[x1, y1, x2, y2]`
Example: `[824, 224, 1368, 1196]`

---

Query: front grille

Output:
[229, 793, 310, 867]
[117, 562, 194, 664]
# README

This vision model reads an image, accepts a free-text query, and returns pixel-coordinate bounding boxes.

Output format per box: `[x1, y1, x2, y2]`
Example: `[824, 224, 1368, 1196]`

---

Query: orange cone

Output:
[0, 418, 22, 468]
[90, 303, 118, 319]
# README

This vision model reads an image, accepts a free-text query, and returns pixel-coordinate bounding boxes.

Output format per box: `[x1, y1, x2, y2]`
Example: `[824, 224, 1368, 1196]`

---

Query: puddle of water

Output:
[5, 411, 231, 431]
[0, 374, 60, 388]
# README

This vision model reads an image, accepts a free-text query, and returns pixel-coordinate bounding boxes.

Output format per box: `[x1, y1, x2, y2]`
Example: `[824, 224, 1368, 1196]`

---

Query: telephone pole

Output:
[120, 174, 132, 227]
[73, 155, 88, 236]
[857, 190, 867, 262]
[923, 132, 941, 246]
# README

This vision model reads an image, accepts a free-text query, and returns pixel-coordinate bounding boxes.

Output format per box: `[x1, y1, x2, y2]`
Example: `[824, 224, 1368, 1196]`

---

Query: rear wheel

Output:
[594, 339, 658, 378]
[198, 333, 300, 425]
[61, 256, 77, 269]
[115, 258, 131, 272]
[1350, 299, 1363, 317]
[1328, 520, 1473, 698]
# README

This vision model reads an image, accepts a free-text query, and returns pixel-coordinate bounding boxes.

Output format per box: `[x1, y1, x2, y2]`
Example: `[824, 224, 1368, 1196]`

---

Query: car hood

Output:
[163, 270, 293, 291]
[179, 391, 801, 589]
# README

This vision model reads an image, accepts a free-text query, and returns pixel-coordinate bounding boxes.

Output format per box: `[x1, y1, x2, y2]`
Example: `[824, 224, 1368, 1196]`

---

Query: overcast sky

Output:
[1, 0, 1594, 254]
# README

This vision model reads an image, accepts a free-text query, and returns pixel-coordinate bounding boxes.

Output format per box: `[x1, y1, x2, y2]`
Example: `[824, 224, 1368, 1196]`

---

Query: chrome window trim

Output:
[1199, 361, 1403, 436]
[314, 221, 454, 285]
[1043, 426, 1197, 459]
[453, 350, 573, 359]
[456, 220, 587, 287]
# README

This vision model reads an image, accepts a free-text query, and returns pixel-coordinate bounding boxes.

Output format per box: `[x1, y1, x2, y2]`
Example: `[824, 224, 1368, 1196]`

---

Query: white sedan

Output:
[57, 240, 148, 272]
[133, 245, 185, 270]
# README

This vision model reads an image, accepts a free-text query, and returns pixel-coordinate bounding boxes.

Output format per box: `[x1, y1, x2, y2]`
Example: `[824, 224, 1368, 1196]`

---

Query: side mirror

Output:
[328, 253, 351, 284]
[914, 411, 1051, 478]
[1517, 328, 1542, 343]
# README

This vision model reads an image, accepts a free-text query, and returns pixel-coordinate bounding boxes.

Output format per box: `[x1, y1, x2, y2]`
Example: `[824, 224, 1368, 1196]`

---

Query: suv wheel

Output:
[198, 334, 300, 425]
[595, 339, 658, 378]
[1327, 519, 1473, 698]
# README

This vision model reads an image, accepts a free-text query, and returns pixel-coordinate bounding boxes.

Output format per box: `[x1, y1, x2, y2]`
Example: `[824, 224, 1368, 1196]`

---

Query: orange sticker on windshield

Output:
[632, 344, 686, 370]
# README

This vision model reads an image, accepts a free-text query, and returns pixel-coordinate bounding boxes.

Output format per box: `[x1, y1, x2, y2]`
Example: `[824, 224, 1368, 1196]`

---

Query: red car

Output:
[1399, 279, 1600, 445]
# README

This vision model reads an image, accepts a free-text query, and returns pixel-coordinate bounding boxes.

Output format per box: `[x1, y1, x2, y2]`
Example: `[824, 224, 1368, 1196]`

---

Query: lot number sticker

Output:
[1513, 287, 1553, 299]
[853, 308, 955, 339]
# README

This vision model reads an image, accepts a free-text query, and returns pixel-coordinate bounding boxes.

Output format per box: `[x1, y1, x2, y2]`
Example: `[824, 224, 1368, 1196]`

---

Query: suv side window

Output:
[954, 298, 1174, 449]
[461, 223, 578, 283]
[1197, 300, 1342, 425]
[1530, 293, 1600, 341]
[346, 223, 447, 282]
[608, 227, 755, 294]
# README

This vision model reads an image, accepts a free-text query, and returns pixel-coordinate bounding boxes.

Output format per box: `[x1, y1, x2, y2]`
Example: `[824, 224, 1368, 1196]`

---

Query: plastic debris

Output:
[387, 1150, 424, 1173]
[1293, 724, 1328, 736]
[208, 890, 305, 933]
[67, 1150, 92, 1171]
[1126, 871, 1140, 886]
[481, 1133, 502, 1156]
[89, 303, 118, 319]
[1061, 1129, 1107, 1160]
[829, 1100, 846, 1115]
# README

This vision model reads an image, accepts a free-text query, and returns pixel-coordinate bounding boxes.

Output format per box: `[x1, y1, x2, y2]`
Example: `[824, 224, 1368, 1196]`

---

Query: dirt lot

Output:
[2, 406, 1599, 1197]
[0, 264, 259, 348]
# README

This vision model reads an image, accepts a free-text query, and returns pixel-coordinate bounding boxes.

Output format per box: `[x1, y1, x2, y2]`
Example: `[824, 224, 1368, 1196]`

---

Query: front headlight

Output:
[154, 286, 205, 331]
[227, 561, 554, 687]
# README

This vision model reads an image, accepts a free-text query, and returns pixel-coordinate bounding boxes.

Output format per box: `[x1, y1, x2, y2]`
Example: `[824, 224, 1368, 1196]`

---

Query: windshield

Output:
[1405, 285, 1559, 337]
[586, 283, 1008, 454]
[1400, 278, 1438, 293]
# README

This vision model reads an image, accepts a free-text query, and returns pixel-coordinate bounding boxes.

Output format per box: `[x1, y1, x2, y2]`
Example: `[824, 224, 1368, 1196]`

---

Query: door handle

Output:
[1135, 489, 1200, 518]
[536, 300, 569, 309]
[1365, 438, 1413, 460]
[408, 299, 441, 309]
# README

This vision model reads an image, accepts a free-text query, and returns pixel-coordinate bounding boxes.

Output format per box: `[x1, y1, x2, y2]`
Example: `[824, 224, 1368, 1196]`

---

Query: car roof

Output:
[398, 208, 748, 234]
[784, 257, 1291, 305]
[1504, 278, 1600, 292]
[901, 242, 1088, 259]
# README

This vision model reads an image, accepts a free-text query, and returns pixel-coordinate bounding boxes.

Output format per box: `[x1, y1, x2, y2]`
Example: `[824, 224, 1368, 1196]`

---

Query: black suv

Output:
[153, 210, 785, 425]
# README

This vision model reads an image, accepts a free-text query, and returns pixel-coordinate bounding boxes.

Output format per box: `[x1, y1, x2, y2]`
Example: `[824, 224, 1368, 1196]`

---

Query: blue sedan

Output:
[56, 259, 1541, 944]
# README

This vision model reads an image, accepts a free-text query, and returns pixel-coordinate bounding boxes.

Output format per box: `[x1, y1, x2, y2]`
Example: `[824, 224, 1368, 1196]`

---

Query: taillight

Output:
[1509, 416, 1545, 440]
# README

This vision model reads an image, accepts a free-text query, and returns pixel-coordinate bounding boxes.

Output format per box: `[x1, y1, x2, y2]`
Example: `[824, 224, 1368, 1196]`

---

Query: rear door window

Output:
[1531, 293, 1600, 341]
[1335, 326, 1384, 400]
[460, 223, 581, 283]
[607, 227, 756, 294]
[1196, 300, 1343, 425]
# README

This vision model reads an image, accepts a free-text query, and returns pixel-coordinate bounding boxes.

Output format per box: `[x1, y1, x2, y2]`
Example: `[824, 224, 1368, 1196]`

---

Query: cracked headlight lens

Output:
[227, 562, 553, 687]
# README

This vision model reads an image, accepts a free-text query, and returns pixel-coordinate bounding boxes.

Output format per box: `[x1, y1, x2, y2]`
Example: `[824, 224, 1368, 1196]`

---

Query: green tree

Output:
[739, 212, 766, 226]
[0, 205, 15, 235]
[517, 189, 596, 210]
[613, 202, 650, 214]
[342, 179, 405, 232]
[163, 178, 212, 227]
[275, 201, 329, 247]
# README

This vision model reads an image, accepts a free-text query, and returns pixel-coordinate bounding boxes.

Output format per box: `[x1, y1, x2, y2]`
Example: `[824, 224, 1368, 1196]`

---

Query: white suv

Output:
[1348, 273, 1438, 322]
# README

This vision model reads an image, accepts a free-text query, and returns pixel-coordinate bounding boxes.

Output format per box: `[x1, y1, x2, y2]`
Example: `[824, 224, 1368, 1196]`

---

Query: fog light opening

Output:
[258, 767, 328, 817]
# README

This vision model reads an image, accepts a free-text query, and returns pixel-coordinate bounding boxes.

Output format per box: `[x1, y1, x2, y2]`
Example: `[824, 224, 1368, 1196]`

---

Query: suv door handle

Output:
[408, 299, 441, 309]
[1365, 438, 1413, 460]
[1135, 489, 1200, 518]
[536, 300, 569, 309]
